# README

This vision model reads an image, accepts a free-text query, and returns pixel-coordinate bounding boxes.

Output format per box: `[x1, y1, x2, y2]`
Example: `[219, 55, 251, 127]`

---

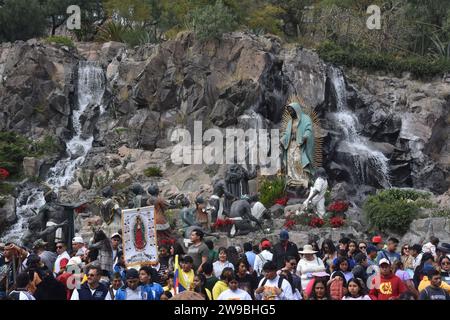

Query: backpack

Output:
[260, 276, 284, 289]
[329, 278, 344, 300]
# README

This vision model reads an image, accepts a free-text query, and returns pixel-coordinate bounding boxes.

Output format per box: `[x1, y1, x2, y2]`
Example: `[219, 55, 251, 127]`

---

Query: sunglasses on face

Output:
[359, 246, 366, 249]
[56, 246, 63, 249]
[87, 273, 97, 277]
[442, 261, 450, 265]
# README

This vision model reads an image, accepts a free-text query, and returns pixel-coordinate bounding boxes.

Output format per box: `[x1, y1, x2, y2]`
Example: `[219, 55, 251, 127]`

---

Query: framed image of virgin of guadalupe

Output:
[121, 206, 158, 267]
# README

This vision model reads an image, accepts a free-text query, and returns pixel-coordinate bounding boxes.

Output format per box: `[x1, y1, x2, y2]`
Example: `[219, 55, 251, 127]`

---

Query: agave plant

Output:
[96, 21, 130, 43]
[429, 33, 450, 60]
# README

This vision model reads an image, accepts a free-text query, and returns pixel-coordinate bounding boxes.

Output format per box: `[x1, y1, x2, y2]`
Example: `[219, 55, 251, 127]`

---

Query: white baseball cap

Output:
[72, 236, 84, 244]
[111, 233, 122, 239]
[378, 258, 391, 266]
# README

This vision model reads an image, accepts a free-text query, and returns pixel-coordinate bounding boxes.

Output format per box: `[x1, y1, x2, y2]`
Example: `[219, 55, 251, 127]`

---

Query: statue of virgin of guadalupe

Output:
[280, 99, 323, 190]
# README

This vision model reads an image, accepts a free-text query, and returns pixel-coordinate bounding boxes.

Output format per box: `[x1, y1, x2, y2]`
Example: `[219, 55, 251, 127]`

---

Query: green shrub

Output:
[0, 132, 59, 177]
[144, 166, 162, 177]
[259, 176, 285, 208]
[0, 131, 30, 175]
[45, 36, 75, 48]
[363, 189, 426, 234]
[0, 182, 14, 195]
[317, 41, 450, 79]
[432, 209, 450, 218]
[189, 0, 238, 41]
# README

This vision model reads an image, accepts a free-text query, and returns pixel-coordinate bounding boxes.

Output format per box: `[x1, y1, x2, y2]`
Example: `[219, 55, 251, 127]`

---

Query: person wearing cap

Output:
[368, 258, 407, 300]
[255, 261, 293, 300]
[110, 232, 122, 265]
[366, 245, 378, 266]
[376, 237, 401, 265]
[114, 268, 154, 300]
[57, 256, 83, 300]
[272, 230, 300, 270]
[254, 240, 273, 276]
[217, 274, 252, 300]
[72, 236, 87, 257]
[296, 244, 325, 292]
[371, 235, 384, 250]
[419, 268, 450, 300]
[32, 239, 56, 272]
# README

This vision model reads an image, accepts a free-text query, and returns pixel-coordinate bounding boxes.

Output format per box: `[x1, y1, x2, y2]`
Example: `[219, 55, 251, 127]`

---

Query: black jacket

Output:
[33, 272, 66, 300]
[272, 241, 300, 270]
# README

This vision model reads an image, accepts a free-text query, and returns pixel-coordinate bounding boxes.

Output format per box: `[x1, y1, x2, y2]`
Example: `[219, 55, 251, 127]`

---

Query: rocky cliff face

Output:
[1, 32, 450, 238]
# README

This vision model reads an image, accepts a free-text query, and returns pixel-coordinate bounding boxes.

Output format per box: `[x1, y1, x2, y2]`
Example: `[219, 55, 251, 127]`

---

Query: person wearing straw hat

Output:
[296, 244, 325, 293]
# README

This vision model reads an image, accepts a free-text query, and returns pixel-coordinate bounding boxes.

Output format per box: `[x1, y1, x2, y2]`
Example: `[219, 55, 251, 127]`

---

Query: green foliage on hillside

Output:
[363, 188, 433, 234]
[2, 0, 450, 76]
[0, 131, 59, 177]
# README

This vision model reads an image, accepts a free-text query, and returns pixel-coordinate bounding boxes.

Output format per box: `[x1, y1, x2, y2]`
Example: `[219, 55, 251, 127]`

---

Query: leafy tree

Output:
[188, 0, 238, 41]
[0, 0, 46, 42]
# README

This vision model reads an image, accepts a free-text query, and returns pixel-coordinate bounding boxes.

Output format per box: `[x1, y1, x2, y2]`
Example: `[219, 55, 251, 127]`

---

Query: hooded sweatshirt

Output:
[369, 273, 407, 300]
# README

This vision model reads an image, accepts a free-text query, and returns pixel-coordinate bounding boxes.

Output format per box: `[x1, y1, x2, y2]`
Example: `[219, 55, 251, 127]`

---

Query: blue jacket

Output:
[142, 283, 164, 300]
[114, 285, 155, 300]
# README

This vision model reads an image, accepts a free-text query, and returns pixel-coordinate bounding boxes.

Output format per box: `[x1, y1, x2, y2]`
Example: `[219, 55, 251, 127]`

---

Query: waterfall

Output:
[1, 61, 106, 244]
[329, 67, 391, 188]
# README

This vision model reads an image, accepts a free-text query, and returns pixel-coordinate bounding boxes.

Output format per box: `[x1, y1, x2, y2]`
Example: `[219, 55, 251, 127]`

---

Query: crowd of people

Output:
[1, 229, 449, 300]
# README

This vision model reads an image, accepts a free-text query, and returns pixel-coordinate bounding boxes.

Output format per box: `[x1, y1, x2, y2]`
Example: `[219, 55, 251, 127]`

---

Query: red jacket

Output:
[369, 273, 407, 300]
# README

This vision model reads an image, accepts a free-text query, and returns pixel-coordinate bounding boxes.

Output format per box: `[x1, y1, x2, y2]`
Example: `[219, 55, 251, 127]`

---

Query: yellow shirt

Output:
[212, 280, 229, 300]
[418, 276, 450, 293]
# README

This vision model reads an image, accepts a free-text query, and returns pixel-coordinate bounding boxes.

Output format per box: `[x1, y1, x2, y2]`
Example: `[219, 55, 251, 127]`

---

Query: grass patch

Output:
[45, 36, 75, 48]
[259, 176, 286, 208]
[144, 166, 162, 177]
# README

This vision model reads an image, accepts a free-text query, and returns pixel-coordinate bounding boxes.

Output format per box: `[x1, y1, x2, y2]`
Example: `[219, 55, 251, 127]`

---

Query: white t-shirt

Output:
[255, 276, 293, 300]
[105, 288, 118, 300]
[342, 295, 371, 300]
[296, 257, 326, 289]
[123, 287, 143, 300]
[213, 261, 235, 278]
[217, 289, 252, 300]
[254, 250, 273, 276]
[54, 251, 70, 275]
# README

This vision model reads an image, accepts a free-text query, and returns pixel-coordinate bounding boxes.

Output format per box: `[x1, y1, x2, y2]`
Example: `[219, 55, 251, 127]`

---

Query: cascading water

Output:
[0, 61, 106, 244]
[329, 67, 391, 188]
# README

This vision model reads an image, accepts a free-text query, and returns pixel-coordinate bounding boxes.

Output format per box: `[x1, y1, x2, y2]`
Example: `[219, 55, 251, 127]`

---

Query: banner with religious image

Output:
[121, 206, 158, 267]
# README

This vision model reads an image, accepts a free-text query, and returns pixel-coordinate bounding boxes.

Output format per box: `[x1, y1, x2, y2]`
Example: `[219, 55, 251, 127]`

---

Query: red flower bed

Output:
[309, 217, 325, 228]
[275, 196, 289, 206]
[0, 168, 10, 180]
[327, 200, 349, 213]
[329, 216, 345, 228]
[283, 219, 296, 230]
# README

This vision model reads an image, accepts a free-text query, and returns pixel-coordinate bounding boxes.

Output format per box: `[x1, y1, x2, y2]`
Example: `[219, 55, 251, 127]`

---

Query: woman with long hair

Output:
[342, 278, 371, 300]
[308, 278, 331, 300]
[321, 239, 337, 273]
[193, 273, 212, 300]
